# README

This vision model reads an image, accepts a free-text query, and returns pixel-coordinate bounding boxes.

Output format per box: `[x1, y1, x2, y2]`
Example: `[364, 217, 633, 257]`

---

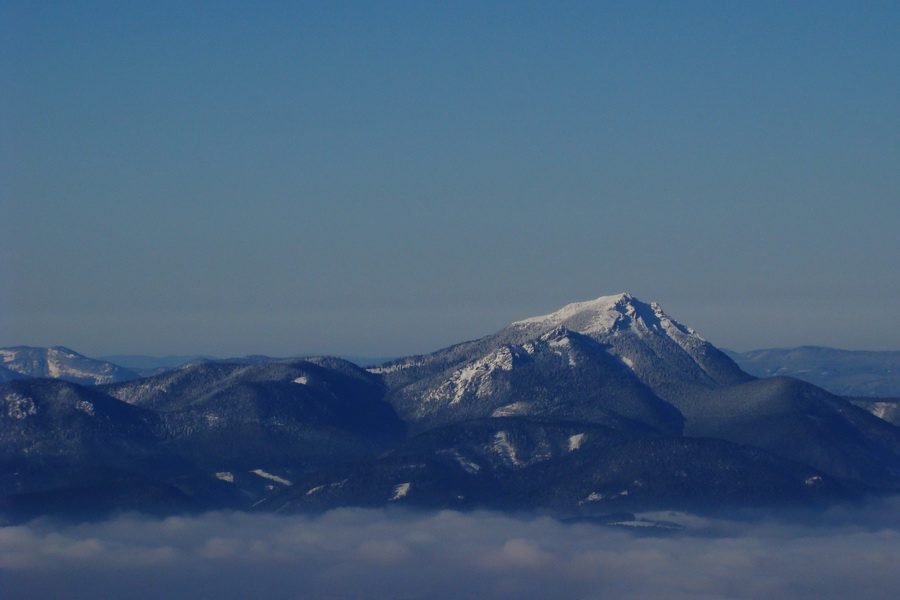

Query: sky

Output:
[2, 1, 898, 357]
[4, 503, 900, 600]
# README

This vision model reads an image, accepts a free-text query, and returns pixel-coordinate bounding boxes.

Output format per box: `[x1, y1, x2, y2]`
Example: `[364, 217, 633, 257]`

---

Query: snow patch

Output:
[491, 402, 531, 417]
[805, 476, 823, 486]
[368, 358, 426, 375]
[448, 450, 481, 473]
[305, 479, 348, 496]
[251, 469, 291, 486]
[46, 355, 61, 379]
[390, 483, 411, 501]
[650, 301, 707, 349]
[492, 431, 522, 466]
[426, 347, 515, 405]
[491, 430, 552, 467]
[548, 336, 578, 367]
[215, 472, 234, 483]
[293, 376, 309, 385]
[6, 393, 36, 420]
[579, 489, 629, 505]
[872, 402, 894, 420]
[568, 433, 585, 452]
[580, 492, 604, 504]
[75, 400, 95, 416]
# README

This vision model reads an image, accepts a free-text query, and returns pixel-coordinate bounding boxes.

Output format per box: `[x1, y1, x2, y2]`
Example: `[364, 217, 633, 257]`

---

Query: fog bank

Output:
[3, 500, 900, 600]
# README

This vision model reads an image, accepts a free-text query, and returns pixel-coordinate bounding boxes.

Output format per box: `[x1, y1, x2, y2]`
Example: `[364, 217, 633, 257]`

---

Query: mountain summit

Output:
[512, 292, 691, 338]
[510, 293, 751, 395]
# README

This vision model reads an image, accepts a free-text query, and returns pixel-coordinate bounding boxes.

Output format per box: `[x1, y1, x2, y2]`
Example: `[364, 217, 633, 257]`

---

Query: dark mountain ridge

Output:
[263, 415, 851, 515]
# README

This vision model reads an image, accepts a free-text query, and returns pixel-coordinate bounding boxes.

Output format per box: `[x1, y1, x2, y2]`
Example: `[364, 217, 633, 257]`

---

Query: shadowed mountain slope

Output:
[263, 417, 851, 515]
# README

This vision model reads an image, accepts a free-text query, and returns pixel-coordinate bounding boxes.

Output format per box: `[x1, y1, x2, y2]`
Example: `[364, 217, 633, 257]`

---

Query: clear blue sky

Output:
[2, 1, 898, 357]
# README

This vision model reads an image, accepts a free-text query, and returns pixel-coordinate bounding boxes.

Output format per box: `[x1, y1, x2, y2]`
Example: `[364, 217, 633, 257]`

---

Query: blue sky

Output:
[2, 1, 898, 357]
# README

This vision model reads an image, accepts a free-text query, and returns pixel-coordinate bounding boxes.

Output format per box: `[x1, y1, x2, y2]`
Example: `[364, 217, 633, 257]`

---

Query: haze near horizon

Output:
[2, 1, 898, 357]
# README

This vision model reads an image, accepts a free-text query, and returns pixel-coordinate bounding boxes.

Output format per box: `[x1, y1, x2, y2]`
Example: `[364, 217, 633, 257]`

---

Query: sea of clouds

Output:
[3, 498, 900, 600]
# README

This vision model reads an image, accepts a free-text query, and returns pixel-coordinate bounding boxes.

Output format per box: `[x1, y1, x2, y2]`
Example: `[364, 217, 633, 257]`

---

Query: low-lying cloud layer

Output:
[3, 499, 900, 600]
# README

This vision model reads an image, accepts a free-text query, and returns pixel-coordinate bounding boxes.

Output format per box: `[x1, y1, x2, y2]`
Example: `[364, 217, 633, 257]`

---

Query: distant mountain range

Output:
[9, 343, 895, 399]
[1, 348, 395, 381]
[726, 346, 900, 398]
[2, 294, 899, 523]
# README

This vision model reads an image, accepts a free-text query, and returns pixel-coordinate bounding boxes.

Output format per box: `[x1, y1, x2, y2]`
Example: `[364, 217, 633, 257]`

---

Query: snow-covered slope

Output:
[0, 346, 140, 385]
[374, 293, 749, 433]
[377, 324, 683, 436]
[510, 293, 751, 396]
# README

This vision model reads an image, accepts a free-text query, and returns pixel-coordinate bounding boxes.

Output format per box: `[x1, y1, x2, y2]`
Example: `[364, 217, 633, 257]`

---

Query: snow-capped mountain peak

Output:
[512, 292, 635, 333]
[512, 293, 704, 346]
[501, 293, 751, 394]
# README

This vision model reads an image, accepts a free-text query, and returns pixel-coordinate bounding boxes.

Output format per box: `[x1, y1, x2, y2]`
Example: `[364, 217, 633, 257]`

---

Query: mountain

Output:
[726, 346, 900, 398]
[102, 357, 405, 466]
[681, 377, 900, 489]
[373, 294, 748, 437]
[4, 293, 900, 522]
[374, 326, 684, 437]
[508, 294, 752, 393]
[373, 293, 749, 433]
[0, 357, 406, 522]
[370, 293, 900, 492]
[0, 378, 161, 469]
[380, 294, 753, 412]
[0, 377, 203, 521]
[0, 346, 141, 385]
